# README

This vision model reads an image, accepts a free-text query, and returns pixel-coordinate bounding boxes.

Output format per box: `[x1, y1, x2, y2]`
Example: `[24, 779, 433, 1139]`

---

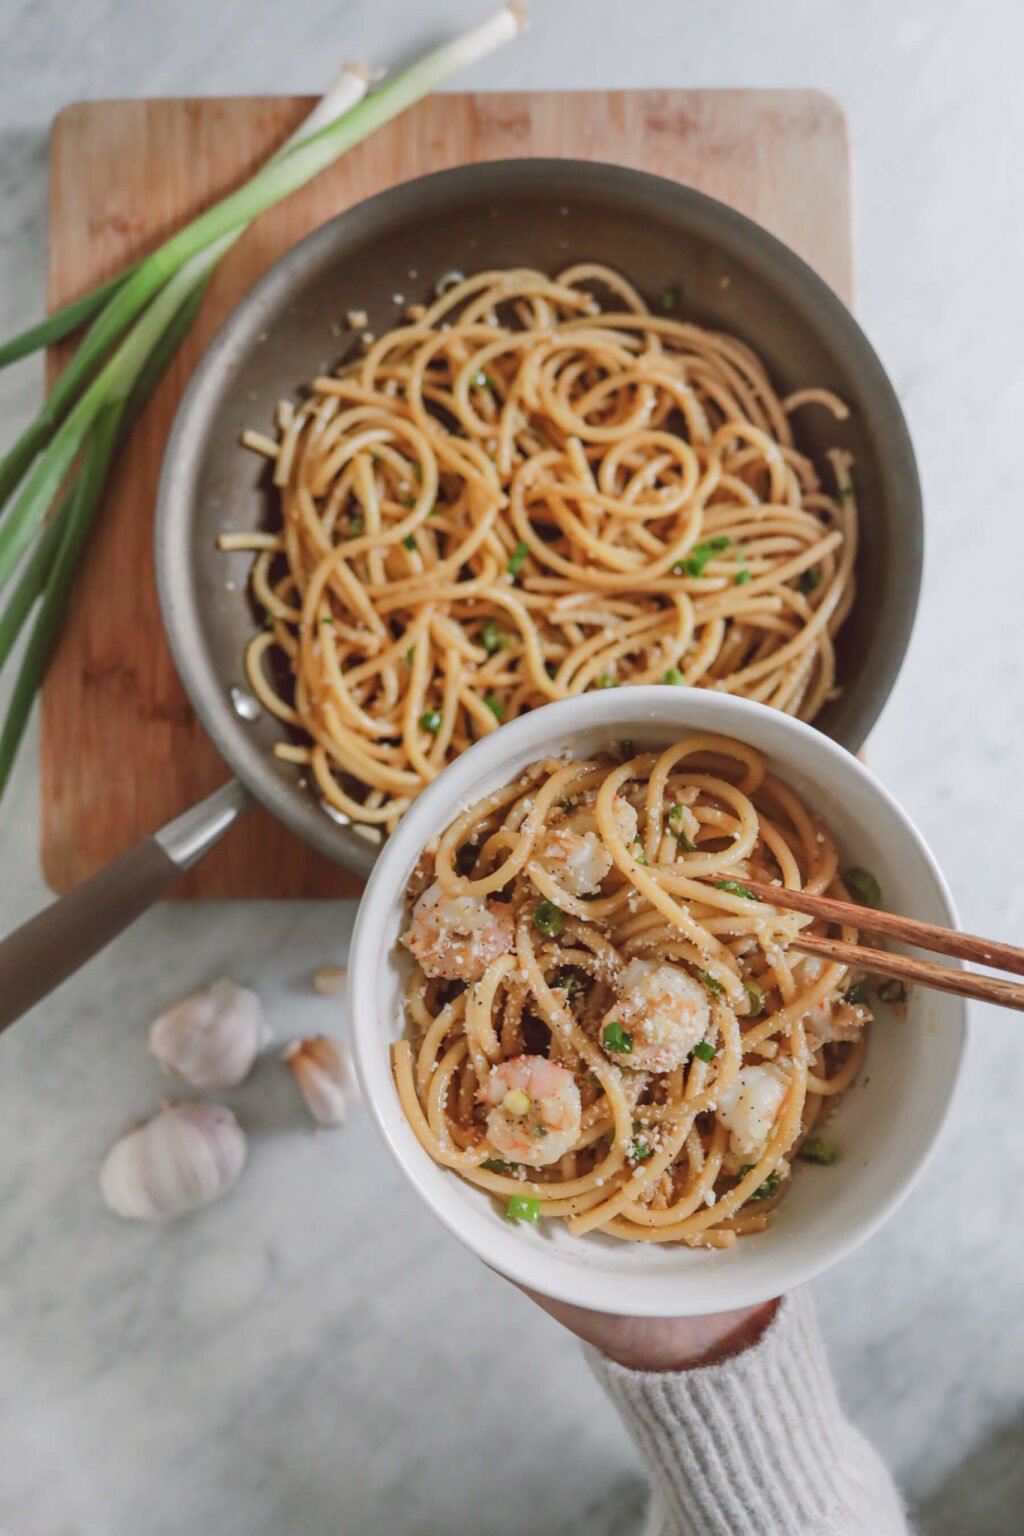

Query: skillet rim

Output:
[155, 157, 923, 878]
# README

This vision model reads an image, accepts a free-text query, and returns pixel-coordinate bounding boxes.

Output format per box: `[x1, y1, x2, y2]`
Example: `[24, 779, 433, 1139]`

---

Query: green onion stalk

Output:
[0, 3, 528, 800]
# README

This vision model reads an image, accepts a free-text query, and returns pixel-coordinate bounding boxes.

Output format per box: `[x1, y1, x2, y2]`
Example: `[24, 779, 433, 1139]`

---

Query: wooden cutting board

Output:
[42, 89, 851, 898]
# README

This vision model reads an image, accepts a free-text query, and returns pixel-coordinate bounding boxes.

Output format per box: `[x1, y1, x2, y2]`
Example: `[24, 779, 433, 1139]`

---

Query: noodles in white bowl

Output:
[347, 690, 967, 1316]
[393, 732, 873, 1248]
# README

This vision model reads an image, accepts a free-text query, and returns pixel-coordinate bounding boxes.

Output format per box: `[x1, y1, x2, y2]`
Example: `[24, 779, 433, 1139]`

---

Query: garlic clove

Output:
[148, 978, 265, 1091]
[282, 1035, 361, 1127]
[313, 965, 348, 995]
[100, 1100, 247, 1222]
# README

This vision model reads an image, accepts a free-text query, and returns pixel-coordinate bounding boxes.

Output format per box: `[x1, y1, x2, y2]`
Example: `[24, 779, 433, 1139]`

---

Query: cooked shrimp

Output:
[600, 958, 710, 1072]
[717, 1064, 789, 1162]
[478, 1054, 582, 1167]
[538, 796, 638, 896]
[401, 881, 513, 981]
[797, 957, 869, 1044]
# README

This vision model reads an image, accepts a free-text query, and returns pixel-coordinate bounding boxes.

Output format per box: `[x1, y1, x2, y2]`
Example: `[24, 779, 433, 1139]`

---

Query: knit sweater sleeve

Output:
[585, 1289, 907, 1536]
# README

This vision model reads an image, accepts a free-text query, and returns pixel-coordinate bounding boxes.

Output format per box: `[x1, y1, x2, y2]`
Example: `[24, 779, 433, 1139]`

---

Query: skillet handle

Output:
[0, 781, 251, 1033]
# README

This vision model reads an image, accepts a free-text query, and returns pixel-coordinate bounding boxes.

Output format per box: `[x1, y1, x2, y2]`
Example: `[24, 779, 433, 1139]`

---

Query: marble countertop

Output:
[2, 2, 1022, 1532]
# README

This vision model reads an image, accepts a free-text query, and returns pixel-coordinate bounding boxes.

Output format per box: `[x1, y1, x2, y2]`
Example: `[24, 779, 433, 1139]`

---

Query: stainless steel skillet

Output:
[0, 159, 923, 1028]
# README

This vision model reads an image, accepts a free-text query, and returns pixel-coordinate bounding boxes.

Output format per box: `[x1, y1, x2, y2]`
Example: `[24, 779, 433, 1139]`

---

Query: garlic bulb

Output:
[100, 1101, 247, 1221]
[149, 978, 264, 1090]
[282, 1035, 361, 1127]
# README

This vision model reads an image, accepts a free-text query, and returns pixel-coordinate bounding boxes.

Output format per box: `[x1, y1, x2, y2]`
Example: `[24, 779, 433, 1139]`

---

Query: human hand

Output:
[520, 1286, 779, 1373]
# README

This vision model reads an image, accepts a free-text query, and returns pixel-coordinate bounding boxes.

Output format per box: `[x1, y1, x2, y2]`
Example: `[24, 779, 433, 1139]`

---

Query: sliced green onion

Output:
[481, 617, 510, 654]
[533, 899, 564, 937]
[715, 878, 757, 900]
[743, 980, 765, 1015]
[505, 1195, 541, 1223]
[877, 978, 908, 1005]
[631, 840, 649, 866]
[662, 667, 687, 685]
[402, 533, 417, 550]
[552, 972, 581, 998]
[734, 568, 752, 586]
[507, 539, 530, 577]
[798, 567, 821, 594]
[602, 1020, 633, 1055]
[845, 867, 881, 906]
[630, 1139, 653, 1161]
[696, 968, 724, 998]
[842, 982, 865, 1005]
[593, 673, 617, 689]
[798, 1136, 840, 1166]
[482, 1157, 518, 1174]
[668, 804, 695, 853]
[471, 370, 494, 389]
[419, 709, 442, 734]
[692, 1039, 716, 1063]
[738, 1165, 781, 1201]
[483, 692, 503, 720]
[673, 535, 731, 578]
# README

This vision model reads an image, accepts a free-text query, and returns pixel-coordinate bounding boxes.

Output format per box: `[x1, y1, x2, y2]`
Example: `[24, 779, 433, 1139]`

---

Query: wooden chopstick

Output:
[737, 876, 1024, 976]
[732, 876, 1024, 1013]
[789, 932, 1024, 1013]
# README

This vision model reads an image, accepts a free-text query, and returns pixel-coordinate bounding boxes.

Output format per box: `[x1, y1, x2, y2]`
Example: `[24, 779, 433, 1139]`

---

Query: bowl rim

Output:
[156, 156, 923, 882]
[348, 688, 967, 1315]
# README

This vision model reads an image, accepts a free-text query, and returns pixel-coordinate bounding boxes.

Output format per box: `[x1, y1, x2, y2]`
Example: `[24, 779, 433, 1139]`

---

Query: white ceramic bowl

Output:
[348, 690, 968, 1316]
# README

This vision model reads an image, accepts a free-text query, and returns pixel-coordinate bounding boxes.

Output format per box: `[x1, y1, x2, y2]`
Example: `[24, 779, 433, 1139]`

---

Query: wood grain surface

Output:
[42, 89, 851, 897]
